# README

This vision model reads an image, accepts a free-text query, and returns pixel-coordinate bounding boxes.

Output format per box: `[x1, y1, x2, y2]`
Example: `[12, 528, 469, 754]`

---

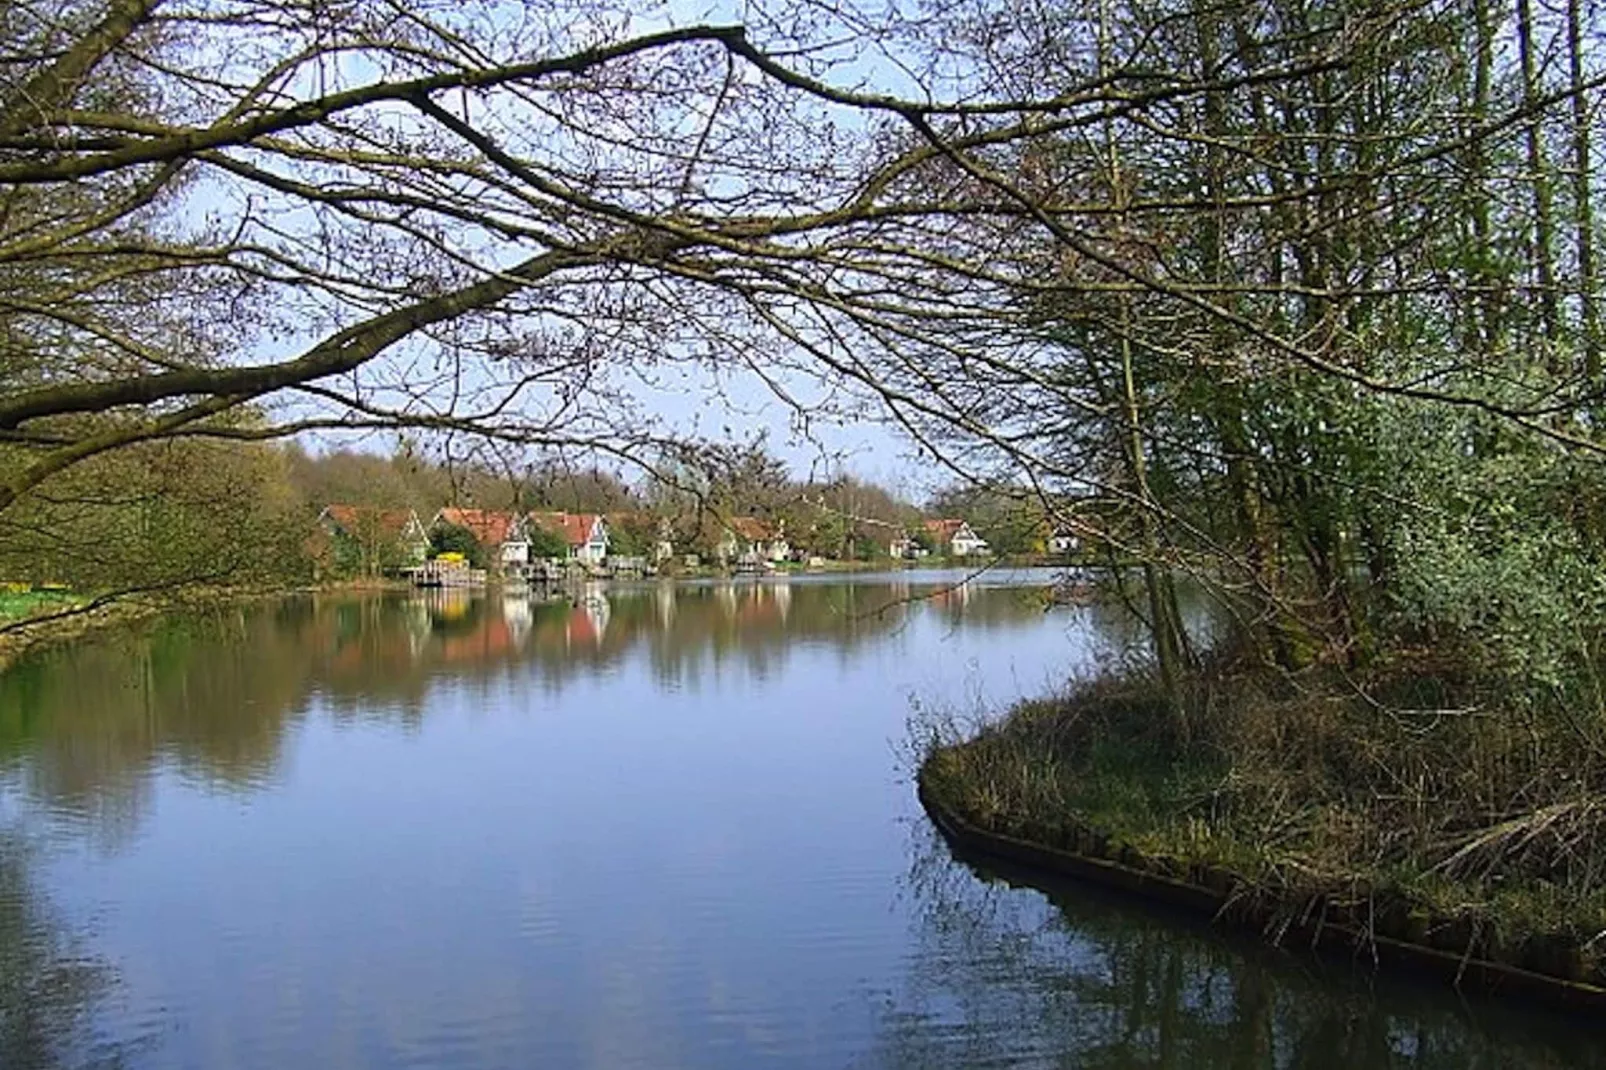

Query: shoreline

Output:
[916, 765, 1606, 1014]
[916, 680, 1606, 1016]
[0, 580, 409, 676]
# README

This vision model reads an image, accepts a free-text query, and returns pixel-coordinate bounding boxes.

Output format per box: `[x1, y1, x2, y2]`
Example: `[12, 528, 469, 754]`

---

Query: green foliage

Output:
[0, 437, 311, 592]
[429, 523, 485, 568]
[851, 533, 886, 560]
[0, 589, 77, 625]
[1377, 407, 1606, 693]
[526, 524, 570, 560]
[606, 518, 653, 558]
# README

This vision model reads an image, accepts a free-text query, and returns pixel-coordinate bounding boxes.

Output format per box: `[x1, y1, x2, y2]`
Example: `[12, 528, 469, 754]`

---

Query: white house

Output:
[529, 511, 611, 564]
[924, 518, 989, 557]
[719, 516, 790, 564]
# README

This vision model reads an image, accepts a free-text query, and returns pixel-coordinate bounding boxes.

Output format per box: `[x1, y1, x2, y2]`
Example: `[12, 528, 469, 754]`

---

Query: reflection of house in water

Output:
[439, 610, 515, 666]
[735, 582, 790, 629]
[403, 597, 432, 657]
[566, 589, 610, 648]
[421, 586, 475, 620]
[654, 583, 676, 630]
[929, 580, 975, 609]
[501, 594, 532, 646]
[715, 582, 738, 617]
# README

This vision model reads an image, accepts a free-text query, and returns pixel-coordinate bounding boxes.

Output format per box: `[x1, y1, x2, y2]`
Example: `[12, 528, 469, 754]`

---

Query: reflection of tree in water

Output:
[0, 583, 1054, 835]
[0, 830, 141, 1069]
[0, 604, 321, 843]
[866, 824, 1604, 1070]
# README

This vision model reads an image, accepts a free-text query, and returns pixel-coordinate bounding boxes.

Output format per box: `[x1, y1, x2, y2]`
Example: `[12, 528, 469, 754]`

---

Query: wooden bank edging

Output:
[915, 770, 1606, 1016]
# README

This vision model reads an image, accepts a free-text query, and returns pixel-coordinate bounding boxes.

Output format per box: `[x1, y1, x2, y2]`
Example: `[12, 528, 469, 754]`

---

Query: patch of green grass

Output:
[0, 588, 80, 624]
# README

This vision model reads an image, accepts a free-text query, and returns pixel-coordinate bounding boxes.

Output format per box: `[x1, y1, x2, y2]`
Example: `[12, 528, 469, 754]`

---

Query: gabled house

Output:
[924, 518, 990, 557]
[717, 516, 790, 564]
[314, 505, 429, 576]
[431, 507, 530, 567]
[528, 511, 610, 564]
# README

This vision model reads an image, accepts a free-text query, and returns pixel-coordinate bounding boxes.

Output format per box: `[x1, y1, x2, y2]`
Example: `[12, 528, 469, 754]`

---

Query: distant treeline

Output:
[0, 436, 1076, 592]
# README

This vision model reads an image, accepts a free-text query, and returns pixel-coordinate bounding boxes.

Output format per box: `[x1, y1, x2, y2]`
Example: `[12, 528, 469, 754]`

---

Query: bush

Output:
[526, 524, 569, 559]
[429, 523, 485, 568]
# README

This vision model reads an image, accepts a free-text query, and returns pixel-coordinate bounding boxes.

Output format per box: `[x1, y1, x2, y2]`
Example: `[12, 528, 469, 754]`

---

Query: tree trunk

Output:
[1516, 0, 1560, 345]
[1566, 0, 1600, 380]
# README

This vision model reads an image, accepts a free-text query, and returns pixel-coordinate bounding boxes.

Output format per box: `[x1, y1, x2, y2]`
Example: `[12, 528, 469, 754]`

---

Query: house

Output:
[314, 505, 429, 575]
[528, 511, 610, 565]
[1049, 528, 1080, 554]
[718, 516, 790, 564]
[887, 530, 932, 560]
[651, 516, 675, 563]
[431, 507, 530, 568]
[924, 518, 990, 557]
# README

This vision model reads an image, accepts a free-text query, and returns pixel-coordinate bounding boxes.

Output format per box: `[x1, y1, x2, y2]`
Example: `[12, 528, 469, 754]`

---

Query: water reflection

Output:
[0, 829, 141, 1069]
[0, 578, 1056, 835]
[0, 574, 1599, 1068]
[875, 825, 1603, 1069]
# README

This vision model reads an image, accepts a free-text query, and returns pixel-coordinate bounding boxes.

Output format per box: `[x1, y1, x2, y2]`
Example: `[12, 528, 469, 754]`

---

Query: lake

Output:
[0, 572, 1599, 1068]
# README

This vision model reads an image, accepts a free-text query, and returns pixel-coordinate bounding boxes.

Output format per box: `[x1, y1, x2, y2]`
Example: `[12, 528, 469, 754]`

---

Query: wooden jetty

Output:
[406, 559, 486, 588]
[606, 556, 648, 579]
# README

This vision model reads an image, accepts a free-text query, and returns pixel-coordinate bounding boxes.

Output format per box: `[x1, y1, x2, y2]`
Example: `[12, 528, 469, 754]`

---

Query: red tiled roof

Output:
[528, 511, 602, 548]
[924, 518, 965, 541]
[321, 505, 419, 538]
[434, 508, 523, 547]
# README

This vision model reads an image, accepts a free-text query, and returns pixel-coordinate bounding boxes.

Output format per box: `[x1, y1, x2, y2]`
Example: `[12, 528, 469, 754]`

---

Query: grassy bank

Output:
[918, 662, 1606, 988]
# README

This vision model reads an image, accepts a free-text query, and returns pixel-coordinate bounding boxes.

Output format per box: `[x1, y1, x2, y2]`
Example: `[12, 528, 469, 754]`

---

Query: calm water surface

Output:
[0, 571, 1599, 1068]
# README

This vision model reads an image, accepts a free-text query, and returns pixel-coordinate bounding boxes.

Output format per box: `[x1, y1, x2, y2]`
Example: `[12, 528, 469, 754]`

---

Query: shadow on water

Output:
[871, 822, 1606, 1069]
[0, 828, 146, 1070]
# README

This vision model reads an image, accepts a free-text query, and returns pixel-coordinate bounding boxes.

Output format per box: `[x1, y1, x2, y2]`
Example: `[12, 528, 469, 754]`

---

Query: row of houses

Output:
[313, 506, 611, 571]
[313, 505, 1012, 576]
[437, 507, 616, 567]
